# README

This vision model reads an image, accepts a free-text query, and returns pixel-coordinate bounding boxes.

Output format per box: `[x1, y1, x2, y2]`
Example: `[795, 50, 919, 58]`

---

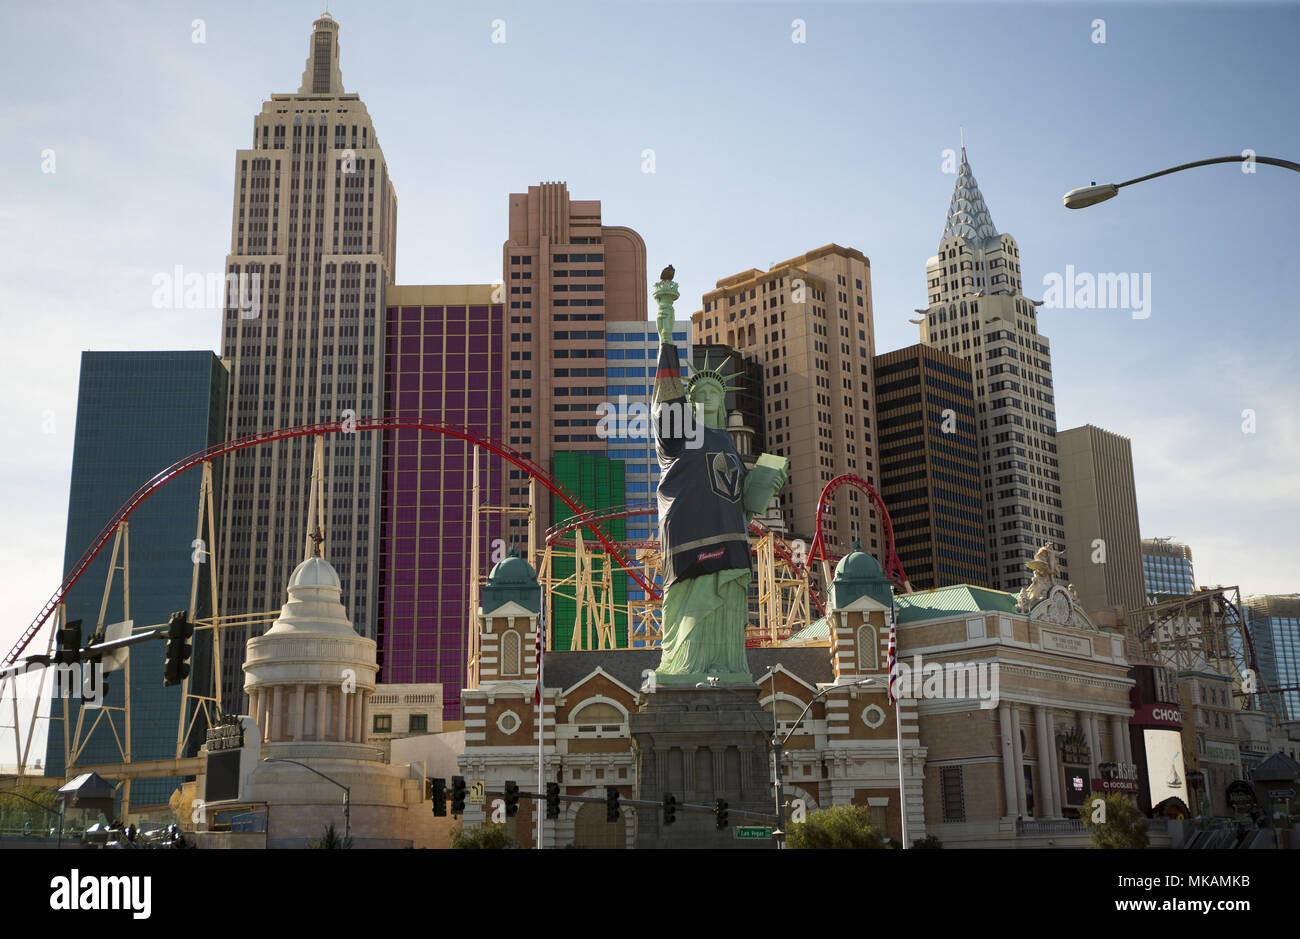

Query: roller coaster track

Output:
[2, 417, 649, 668]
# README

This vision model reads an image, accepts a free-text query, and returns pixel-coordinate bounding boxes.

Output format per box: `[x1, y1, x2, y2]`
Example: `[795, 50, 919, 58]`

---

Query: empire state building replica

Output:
[216, 13, 398, 708]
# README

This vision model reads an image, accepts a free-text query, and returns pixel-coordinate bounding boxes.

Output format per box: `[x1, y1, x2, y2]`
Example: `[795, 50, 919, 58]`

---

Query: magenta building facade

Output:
[378, 287, 505, 718]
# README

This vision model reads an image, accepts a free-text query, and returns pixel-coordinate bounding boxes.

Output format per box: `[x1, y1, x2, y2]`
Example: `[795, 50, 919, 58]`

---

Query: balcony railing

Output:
[1015, 818, 1085, 836]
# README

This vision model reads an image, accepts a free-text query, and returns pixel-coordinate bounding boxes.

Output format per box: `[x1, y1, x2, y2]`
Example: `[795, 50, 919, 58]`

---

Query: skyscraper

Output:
[1057, 425, 1145, 614]
[501, 182, 647, 547]
[376, 286, 505, 716]
[691, 245, 881, 557]
[44, 351, 228, 809]
[216, 14, 397, 708]
[917, 148, 1064, 591]
[872, 343, 987, 589]
[1140, 538, 1196, 598]
[1243, 595, 1300, 725]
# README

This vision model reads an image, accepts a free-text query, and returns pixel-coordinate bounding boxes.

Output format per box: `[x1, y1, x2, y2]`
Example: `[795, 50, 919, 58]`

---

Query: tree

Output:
[309, 823, 353, 849]
[451, 823, 518, 849]
[911, 834, 944, 849]
[1080, 791, 1149, 849]
[0, 785, 59, 833]
[786, 805, 888, 849]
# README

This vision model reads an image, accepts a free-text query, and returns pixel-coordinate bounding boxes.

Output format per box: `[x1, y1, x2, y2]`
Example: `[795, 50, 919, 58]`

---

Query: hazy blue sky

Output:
[1, 0, 1297, 698]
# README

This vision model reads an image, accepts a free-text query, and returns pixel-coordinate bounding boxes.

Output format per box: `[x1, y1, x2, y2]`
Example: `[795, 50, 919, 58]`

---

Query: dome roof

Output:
[481, 551, 541, 616]
[288, 556, 342, 592]
[835, 549, 883, 580]
[488, 554, 538, 586]
[830, 547, 893, 610]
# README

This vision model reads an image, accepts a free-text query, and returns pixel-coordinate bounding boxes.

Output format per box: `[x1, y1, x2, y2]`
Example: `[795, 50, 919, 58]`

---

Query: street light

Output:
[262, 758, 351, 844]
[769, 675, 879, 849]
[1064, 154, 1300, 209]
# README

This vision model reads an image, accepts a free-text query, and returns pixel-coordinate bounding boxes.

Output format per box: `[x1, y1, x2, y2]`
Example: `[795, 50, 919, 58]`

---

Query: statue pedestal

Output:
[629, 684, 776, 849]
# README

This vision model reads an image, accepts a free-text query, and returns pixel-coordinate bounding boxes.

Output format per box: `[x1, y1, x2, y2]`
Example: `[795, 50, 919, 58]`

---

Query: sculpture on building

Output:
[1017, 542, 1093, 629]
[650, 269, 789, 685]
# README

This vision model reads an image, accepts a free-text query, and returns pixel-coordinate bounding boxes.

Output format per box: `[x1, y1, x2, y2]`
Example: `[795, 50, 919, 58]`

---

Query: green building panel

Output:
[550, 452, 628, 651]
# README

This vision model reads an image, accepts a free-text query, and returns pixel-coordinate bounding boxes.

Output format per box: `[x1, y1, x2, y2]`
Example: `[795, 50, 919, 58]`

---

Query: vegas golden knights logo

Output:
[708, 451, 743, 502]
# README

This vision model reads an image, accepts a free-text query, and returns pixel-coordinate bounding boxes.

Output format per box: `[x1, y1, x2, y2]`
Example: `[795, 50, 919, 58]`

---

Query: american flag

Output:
[534, 581, 546, 705]
[887, 604, 899, 704]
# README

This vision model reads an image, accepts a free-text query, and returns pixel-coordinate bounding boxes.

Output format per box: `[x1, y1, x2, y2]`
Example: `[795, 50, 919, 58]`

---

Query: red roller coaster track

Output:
[6, 438, 910, 670]
[808, 473, 913, 592]
[2, 418, 649, 669]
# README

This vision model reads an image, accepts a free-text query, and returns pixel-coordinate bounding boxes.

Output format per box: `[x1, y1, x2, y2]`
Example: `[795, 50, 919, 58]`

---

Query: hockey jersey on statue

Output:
[652, 342, 751, 588]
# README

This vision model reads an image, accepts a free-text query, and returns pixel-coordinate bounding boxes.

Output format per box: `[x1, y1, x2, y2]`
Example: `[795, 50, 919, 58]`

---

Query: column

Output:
[295, 683, 307, 740]
[272, 685, 284, 741]
[1042, 710, 1058, 817]
[316, 684, 328, 741]
[1111, 714, 1130, 766]
[1009, 706, 1028, 817]
[998, 703, 1018, 819]
[1034, 705, 1056, 818]
[337, 688, 348, 742]
[1083, 713, 1100, 777]
[360, 692, 370, 743]
[352, 690, 363, 741]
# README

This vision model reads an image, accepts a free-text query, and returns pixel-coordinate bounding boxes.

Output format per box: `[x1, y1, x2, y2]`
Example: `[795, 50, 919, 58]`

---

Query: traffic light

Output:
[503, 780, 520, 818]
[162, 611, 193, 687]
[450, 776, 466, 816]
[430, 777, 447, 816]
[663, 793, 677, 826]
[605, 787, 620, 823]
[84, 629, 108, 698]
[55, 619, 82, 666]
[545, 782, 560, 820]
[714, 798, 729, 830]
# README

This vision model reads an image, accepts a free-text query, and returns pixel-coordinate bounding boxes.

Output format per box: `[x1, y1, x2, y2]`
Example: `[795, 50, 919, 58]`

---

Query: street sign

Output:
[1270, 788, 1294, 799]
[734, 826, 773, 840]
[470, 779, 486, 804]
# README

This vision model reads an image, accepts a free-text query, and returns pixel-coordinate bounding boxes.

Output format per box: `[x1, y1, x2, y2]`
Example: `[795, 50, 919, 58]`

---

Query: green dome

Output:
[829, 549, 893, 610]
[487, 554, 537, 585]
[481, 552, 541, 615]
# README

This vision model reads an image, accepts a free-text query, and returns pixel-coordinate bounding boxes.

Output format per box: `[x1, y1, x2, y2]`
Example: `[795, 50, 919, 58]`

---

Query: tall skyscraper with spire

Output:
[216, 14, 397, 708]
[917, 147, 1064, 591]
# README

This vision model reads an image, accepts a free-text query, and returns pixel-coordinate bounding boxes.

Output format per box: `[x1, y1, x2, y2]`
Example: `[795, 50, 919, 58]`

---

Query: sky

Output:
[0, 0, 1297, 754]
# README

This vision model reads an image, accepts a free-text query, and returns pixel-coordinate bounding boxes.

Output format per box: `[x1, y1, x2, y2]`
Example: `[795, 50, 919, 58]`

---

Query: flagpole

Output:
[536, 578, 545, 850]
[890, 595, 908, 849]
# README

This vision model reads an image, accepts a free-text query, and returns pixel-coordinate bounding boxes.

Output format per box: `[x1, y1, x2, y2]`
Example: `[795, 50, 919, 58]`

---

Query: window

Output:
[571, 701, 623, 736]
[856, 623, 877, 670]
[408, 714, 428, 733]
[501, 629, 521, 676]
[940, 766, 965, 821]
[373, 714, 393, 734]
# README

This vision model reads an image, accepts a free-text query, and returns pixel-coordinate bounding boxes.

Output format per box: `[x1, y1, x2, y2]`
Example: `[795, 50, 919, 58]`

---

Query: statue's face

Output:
[688, 379, 726, 430]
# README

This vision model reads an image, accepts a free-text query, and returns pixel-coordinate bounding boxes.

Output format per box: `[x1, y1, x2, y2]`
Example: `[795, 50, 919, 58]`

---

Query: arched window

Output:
[857, 624, 877, 670]
[571, 701, 623, 736]
[501, 629, 521, 676]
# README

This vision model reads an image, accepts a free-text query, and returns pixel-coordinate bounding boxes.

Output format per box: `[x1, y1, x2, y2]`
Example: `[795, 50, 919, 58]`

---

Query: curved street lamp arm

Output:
[263, 758, 349, 795]
[778, 678, 879, 748]
[1117, 154, 1300, 189]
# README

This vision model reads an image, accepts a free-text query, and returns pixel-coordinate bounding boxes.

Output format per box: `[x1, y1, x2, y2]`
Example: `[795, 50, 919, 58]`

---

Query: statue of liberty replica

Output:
[650, 266, 789, 685]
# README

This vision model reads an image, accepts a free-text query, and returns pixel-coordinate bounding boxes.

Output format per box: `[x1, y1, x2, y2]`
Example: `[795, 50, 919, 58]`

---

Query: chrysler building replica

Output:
[216, 13, 398, 708]
[916, 146, 1065, 591]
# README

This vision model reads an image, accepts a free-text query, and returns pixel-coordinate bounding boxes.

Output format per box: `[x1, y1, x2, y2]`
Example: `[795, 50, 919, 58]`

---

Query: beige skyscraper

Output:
[501, 181, 647, 542]
[217, 14, 398, 707]
[917, 147, 1065, 591]
[691, 245, 881, 557]
[1058, 424, 1146, 614]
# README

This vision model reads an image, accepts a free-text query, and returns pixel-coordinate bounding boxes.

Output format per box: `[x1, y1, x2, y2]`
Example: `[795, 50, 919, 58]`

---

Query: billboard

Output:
[1143, 728, 1187, 809]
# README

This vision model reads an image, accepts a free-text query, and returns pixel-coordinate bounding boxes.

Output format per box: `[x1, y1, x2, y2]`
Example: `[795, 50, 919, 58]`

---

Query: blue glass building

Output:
[1245, 595, 1300, 724]
[603, 322, 689, 644]
[44, 351, 228, 811]
[1140, 538, 1196, 598]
